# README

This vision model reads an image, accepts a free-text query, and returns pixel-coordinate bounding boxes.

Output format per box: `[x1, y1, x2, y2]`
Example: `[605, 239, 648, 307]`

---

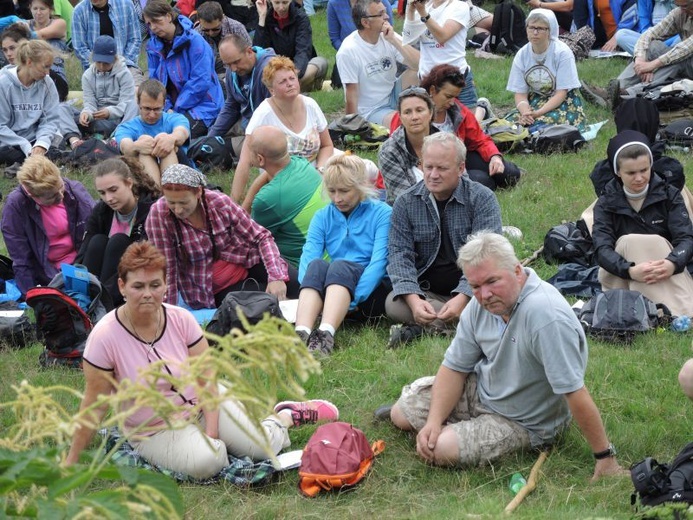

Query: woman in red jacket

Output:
[390, 64, 522, 192]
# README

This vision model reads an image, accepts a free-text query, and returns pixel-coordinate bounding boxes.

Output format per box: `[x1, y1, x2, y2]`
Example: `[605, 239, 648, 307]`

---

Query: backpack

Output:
[489, 0, 528, 55]
[188, 135, 237, 172]
[530, 124, 586, 154]
[328, 114, 389, 151]
[631, 442, 693, 508]
[577, 289, 669, 343]
[25, 270, 110, 368]
[543, 220, 594, 267]
[298, 422, 385, 497]
[661, 119, 693, 146]
[206, 291, 283, 336]
[482, 118, 529, 152]
[558, 25, 596, 61]
[57, 138, 120, 169]
[0, 301, 34, 349]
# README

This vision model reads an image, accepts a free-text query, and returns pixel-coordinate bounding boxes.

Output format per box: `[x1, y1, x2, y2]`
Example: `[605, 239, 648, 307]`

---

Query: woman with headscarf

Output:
[505, 8, 586, 131]
[591, 130, 693, 317]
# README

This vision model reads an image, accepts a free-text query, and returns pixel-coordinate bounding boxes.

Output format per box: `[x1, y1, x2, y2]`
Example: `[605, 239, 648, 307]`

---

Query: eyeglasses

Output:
[201, 25, 222, 33]
[139, 105, 164, 113]
[526, 25, 550, 34]
[363, 10, 388, 17]
[398, 86, 428, 99]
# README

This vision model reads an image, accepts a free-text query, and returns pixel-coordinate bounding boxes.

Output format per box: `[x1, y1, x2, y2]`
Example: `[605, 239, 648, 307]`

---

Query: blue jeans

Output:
[300, 259, 364, 300]
[457, 67, 478, 109]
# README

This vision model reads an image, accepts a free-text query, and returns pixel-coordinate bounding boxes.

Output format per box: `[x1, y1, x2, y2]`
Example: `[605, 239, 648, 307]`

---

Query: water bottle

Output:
[671, 315, 691, 332]
[509, 472, 527, 495]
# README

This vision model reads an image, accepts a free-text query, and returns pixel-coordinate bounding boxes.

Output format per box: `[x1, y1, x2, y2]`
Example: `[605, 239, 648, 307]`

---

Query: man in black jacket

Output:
[253, 0, 328, 91]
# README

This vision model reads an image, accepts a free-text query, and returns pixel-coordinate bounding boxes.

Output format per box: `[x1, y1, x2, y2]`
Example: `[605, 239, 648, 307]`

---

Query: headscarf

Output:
[606, 130, 654, 177]
[161, 164, 207, 188]
[526, 8, 559, 41]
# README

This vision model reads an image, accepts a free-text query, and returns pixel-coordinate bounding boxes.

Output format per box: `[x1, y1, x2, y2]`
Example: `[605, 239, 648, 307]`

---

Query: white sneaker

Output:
[502, 226, 523, 241]
[476, 97, 495, 120]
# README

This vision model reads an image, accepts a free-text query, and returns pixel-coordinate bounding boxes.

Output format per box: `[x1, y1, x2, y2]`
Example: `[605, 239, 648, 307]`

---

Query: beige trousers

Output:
[385, 290, 455, 330]
[599, 234, 693, 317]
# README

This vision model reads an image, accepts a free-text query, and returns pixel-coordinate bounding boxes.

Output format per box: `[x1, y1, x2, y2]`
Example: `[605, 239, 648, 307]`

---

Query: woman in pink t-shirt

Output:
[66, 241, 339, 479]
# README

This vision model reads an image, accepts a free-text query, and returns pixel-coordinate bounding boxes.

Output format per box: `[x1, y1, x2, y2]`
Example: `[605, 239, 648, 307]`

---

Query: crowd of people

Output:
[1, 0, 692, 489]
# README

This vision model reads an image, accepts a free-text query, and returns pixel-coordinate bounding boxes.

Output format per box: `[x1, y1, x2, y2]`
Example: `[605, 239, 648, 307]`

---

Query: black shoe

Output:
[3, 162, 21, 179]
[373, 403, 393, 421]
[387, 324, 424, 349]
[607, 79, 623, 112]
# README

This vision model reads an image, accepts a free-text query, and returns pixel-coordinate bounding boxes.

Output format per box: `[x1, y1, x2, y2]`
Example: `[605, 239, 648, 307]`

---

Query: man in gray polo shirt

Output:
[386, 232, 625, 480]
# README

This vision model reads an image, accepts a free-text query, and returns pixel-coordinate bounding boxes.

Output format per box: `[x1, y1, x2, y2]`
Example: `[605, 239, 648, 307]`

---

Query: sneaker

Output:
[607, 79, 623, 112]
[502, 225, 524, 241]
[274, 399, 339, 426]
[387, 324, 424, 349]
[476, 97, 495, 121]
[373, 403, 393, 421]
[580, 81, 608, 108]
[307, 329, 334, 355]
[295, 329, 310, 345]
[312, 57, 328, 92]
[3, 162, 21, 179]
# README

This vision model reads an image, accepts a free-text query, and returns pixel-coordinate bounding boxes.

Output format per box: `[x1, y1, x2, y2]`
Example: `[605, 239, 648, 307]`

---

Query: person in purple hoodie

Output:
[1, 156, 95, 295]
[144, 0, 223, 139]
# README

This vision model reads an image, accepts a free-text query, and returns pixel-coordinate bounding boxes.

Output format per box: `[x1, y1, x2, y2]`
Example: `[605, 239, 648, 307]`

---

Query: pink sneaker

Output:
[274, 399, 339, 427]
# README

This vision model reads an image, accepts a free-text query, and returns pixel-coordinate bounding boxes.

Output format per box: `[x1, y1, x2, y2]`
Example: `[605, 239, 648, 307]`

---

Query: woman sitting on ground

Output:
[389, 64, 522, 192]
[502, 8, 586, 132]
[233, 56, 335, 209]
[28, 0, 68, 82]
[77, 35, 138, 139]
[146, 164, 299, 310]
[77, 157, 160, 307]
[295, 154, 392, 355]
[66, 241, 339, 480]
[1, 155, 95, 295]
[592, 130, 693, 317]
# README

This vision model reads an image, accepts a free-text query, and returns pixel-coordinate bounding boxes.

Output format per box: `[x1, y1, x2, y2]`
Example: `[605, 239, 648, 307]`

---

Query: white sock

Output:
[295, 325, 311, 335]
[318, 323, 335, 336]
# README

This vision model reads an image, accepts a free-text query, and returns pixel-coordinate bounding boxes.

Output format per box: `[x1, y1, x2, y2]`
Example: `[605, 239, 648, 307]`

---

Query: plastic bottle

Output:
[509, 473, 527, 495]
[671, 315, 691, 332]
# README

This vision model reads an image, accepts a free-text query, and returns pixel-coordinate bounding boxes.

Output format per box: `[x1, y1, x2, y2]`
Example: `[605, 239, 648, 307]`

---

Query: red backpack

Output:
[298, 422, 384, 498]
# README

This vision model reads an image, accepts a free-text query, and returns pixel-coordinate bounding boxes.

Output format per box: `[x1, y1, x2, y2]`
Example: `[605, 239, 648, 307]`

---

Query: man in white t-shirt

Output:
[336, 0, 419, 128]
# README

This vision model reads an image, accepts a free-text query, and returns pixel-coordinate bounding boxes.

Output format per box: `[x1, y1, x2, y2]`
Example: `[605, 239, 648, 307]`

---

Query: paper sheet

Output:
[279, 299, 299, 323]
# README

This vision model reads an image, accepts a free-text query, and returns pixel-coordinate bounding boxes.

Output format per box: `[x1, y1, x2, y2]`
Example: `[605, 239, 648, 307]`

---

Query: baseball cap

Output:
[92, 35, 116, 64]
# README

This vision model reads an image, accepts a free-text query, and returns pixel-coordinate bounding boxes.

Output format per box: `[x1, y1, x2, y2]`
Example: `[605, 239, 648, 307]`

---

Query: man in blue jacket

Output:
[209, 33, 276, 202]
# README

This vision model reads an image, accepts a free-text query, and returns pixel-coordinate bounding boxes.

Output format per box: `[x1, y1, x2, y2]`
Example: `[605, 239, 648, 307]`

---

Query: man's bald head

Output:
[249, 126, 289, 163]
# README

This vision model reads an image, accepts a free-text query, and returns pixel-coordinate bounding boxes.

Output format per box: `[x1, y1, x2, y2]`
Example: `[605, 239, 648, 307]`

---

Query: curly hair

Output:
[420, 64, 466, 93]
[262, 56, 298, 89]
[118, 241, 167, 282]
[92, 157, 162, 199]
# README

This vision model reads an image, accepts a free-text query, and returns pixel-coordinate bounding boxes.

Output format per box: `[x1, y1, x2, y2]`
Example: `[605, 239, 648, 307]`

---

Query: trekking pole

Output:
[504, 451, 548, 514]
[520, 246, 544, 267]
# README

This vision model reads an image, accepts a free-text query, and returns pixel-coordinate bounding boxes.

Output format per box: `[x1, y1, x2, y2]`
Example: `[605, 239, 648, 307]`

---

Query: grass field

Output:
[2, 7, 693, 519]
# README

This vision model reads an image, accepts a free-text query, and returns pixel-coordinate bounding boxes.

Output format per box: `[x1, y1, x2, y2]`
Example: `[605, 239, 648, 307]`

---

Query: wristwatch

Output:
[421, 13, 431, 22]
[593, 443, 616, 460]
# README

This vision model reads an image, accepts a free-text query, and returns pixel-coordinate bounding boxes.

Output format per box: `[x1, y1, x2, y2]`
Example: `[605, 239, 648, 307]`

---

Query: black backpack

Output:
[206, 291, 283, 337]
[631, 443, 693, 508]
[577, 289, 669, 343]
[530, 125, 586, 154]
[489, 0, 528, 55]
[661, 119, 693, 146]
[188, 135, 237, 172]
[543, 220, 594, 267]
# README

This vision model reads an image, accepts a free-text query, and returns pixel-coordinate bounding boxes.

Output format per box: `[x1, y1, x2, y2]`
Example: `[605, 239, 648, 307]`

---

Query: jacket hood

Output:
[606, 130, 653, 178]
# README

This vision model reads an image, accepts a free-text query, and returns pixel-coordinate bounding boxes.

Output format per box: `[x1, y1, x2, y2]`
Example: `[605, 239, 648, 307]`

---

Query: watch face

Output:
[524, 65, 556, 96]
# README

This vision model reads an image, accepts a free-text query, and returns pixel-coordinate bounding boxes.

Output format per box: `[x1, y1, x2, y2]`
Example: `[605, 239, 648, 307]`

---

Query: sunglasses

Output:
[398, 86, 428, 99]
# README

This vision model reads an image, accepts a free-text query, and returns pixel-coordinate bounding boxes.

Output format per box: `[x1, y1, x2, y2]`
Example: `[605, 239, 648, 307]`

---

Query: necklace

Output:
[271, 98, 297, 131]
[125, 306, 162, 350]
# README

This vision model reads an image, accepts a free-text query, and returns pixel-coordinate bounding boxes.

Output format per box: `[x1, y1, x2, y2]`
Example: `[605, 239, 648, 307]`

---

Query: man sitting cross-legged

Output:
[114, 79, 190, 185]
[249, 126, 328, 268]
[385, 232, 627, 481]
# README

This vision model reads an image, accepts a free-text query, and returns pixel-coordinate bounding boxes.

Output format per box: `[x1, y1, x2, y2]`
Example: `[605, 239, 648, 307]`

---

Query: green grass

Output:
[2, 8, 693, 520]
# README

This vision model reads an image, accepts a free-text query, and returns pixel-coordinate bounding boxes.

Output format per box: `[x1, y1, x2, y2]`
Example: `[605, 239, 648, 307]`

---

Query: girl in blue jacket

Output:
[295, 153, 392, 355]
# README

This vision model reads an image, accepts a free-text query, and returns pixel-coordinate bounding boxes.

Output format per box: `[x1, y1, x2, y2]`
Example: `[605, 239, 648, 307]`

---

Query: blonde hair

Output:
[15, 39, 55, 68]
[323, 153, 376, 202]
[262, 56, 298, 89]
[17, 155, 63, 195]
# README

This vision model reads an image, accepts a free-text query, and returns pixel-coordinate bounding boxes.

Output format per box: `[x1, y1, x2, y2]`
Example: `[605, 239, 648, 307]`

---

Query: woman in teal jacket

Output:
[143, 0, 222, 138]
[295, 154, 392, 356]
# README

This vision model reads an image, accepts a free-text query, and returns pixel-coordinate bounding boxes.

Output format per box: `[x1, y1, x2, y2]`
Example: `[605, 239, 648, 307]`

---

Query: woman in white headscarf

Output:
[505, 8, 586, 131]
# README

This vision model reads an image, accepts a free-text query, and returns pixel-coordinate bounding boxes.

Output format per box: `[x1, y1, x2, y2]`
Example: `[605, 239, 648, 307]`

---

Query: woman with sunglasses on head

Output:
[1, 155, 95, 296]
[66, 240, 339, 479]
[403, 0, 478, 108]
[389, 64, 522, 193]
[504, 9, 586, 131]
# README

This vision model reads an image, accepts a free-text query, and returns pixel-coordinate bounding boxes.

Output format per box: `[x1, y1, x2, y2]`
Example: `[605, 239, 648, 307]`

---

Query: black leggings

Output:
[466, 150, 522, 191]
[81, 233, 132, 307]
[213, 262, 301, 307]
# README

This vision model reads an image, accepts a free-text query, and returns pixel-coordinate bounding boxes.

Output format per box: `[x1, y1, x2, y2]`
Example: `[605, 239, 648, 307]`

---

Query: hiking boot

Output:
[607, 79, 623, 112]
[274, 399, 339, 426]
[387, 324, 424, 349]
[580, 81, 608, 108]
[3, 162, 21, 179]
[476, 97, 495, 120]
[307, 329, 334, 355]
[373, 403, 393, 421]
[295, 329, 310, 345]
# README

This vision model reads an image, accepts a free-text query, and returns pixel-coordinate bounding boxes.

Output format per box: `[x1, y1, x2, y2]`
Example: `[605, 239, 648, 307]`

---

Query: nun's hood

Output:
[527, 8, 559, 40]
[606, 130, 653, 177]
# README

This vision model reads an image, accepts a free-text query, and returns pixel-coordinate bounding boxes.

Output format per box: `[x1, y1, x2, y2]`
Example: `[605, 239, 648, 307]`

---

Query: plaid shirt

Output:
[72, 0, 142, 69]
[635, 7, 693, 65]
[387, 177, 502, 299]
[146, 190, 289, 309]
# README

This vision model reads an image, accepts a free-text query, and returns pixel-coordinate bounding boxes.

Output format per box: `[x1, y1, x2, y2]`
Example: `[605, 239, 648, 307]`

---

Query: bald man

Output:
[249, 126, 328, 268]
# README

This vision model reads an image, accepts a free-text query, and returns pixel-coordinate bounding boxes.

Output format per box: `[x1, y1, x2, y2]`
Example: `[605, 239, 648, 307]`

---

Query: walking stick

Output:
[521, 246, 544, 267]
[504, 451, 549, 514]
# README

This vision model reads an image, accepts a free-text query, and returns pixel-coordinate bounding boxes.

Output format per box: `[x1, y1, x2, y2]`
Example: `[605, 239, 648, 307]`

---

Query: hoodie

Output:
[0, 66, 60, 155]
[81, 59, 138, 122]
